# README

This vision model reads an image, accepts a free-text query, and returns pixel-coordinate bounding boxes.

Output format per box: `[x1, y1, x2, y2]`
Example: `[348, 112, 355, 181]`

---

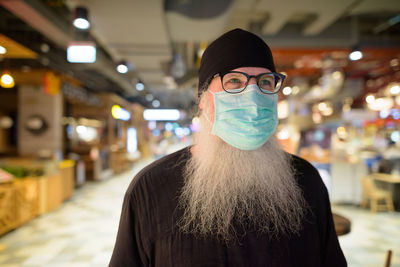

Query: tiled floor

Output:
[0, 156, 399, 266]
[334, 204, 400, 267]
[0, 159, 152, 267]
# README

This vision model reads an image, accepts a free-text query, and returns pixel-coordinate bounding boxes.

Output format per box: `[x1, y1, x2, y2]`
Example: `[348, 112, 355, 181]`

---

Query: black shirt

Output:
[109, 147, 346, 267]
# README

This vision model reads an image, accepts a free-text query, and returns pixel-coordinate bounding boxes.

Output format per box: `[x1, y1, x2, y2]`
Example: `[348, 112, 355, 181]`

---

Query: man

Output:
[109, 28, 347, 267]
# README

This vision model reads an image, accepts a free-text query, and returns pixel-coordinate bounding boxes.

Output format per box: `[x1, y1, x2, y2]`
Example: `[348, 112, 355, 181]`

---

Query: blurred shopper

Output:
[109, 29, 346, 267]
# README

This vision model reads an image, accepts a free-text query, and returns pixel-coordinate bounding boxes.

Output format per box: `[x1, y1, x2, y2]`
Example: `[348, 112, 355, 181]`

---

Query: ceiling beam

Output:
[262, 13, 292, 35]
[0, 0, 137, 96]
[0, 0, 71, 46]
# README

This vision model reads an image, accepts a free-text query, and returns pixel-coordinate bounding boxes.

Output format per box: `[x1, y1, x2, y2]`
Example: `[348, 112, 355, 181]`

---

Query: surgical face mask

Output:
[205, 84, 278, 150]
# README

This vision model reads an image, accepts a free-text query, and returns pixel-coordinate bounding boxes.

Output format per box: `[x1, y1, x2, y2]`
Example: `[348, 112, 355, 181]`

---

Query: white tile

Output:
[22, 253, 54, 266]
[63, 263, 89, 267]
[91, 251, 112, 265]
[14, 246, 44, 257]
[45, 264, 71, 267]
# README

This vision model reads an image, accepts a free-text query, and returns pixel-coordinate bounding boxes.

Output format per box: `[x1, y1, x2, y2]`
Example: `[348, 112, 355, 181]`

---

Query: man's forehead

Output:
[230, 67, 271, 74]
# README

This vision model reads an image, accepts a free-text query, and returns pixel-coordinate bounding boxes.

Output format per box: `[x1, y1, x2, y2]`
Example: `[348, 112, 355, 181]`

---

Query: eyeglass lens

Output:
[222, 72, 282, 94]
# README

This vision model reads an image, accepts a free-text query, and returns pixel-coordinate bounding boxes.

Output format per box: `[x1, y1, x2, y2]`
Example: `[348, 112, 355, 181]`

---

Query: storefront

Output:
[0, 70, 150, 236]
[275, 56, 400, 209]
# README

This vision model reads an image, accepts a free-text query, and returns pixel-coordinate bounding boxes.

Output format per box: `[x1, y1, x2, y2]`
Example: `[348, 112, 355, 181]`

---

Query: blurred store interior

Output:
[0, 0, 400, 266]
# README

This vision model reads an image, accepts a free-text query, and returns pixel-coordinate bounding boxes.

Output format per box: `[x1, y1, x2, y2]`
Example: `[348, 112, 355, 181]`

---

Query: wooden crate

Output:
[0, 184, 17, 236]
[13, 178, 39, 225]
[0, 171, 66, 235]
[37, 173, 63, 214]
[59, 160, 75, 201]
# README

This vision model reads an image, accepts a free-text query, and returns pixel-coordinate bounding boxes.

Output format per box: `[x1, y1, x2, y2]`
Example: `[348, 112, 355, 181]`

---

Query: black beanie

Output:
[198, 28, 276, 97]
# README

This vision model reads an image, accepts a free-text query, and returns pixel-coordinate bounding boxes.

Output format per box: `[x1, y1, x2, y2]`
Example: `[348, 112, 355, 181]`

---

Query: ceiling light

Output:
[111, 105, 131, 121]
[74, 18, 90, 30]
[321, 106, 333, 116]
[365, 94, 375, 104]
[389, 84, 400, 95]
[73, 7, 90, 30]
[0, 45, 6, 54]
[143, 109, 180, 121]
[117, 61, 128, 74]
[67, 41, 96, 63]
[0, 72, 15, 88]
[318, 102, 327, 111]
[277, 128, 290, 140]
[349, 47, 363, 61]
[282, 86, 292, 96]
[367, 97, 394, 111]
[40, 43, 50, 53]
[152, 100, 160, 108]
[349, 51, 362, 61]
[136, 82, 144, 91]
[390, 59, 399, 67]
[317, 102, 333, 116]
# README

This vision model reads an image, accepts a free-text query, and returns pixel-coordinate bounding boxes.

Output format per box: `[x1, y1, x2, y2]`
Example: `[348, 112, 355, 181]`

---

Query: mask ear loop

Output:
[203, 112, 212, 124]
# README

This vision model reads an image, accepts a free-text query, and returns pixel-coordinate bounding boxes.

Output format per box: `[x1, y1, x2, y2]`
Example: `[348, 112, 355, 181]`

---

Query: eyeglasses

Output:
[213, 71, 286, 94]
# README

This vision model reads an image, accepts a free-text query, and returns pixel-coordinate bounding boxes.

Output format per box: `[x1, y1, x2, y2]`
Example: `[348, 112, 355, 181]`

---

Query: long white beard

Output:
[179, 106, 307, 242]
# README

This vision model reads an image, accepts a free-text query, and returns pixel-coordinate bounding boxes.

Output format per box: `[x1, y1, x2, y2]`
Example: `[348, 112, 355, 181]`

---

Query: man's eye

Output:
[259, 79, 272, 85]
[227, 78, 241, 83]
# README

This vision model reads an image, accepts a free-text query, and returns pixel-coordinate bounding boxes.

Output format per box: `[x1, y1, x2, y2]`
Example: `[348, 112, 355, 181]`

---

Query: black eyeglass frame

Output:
[213, 71, 286, 94]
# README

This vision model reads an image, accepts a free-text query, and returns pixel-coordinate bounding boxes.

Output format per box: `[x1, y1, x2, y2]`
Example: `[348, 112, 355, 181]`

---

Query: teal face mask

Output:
[207, 84, 278, 150]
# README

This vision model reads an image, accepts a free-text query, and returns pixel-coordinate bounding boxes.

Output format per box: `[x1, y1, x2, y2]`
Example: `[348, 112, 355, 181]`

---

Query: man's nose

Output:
[248, 77, 257, 85]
